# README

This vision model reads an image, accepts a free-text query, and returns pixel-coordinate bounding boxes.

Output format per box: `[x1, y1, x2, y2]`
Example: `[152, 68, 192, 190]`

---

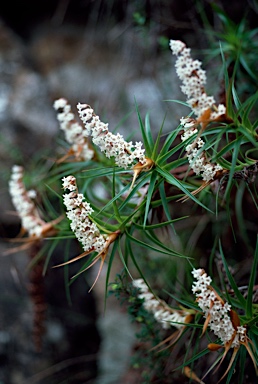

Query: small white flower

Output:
[169, 40, 186, 55]
[62, 176, 77, 191]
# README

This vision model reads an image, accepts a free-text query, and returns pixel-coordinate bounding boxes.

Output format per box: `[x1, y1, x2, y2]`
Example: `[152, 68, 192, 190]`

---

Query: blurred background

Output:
[0, 1, 257, 383]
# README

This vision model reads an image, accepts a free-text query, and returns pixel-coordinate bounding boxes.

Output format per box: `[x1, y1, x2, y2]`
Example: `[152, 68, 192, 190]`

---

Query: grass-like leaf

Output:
[158, 126, 181, 161]
[133, 216, 188, 230]
[224, 136, 242, 198]
[219, 241, 246, 308]
[43, 238, 61, 275]
[125, 228, 187, 258]
[246, 236, 258, 319]
[220, 42, 233, 118]
[232, 83, 242, 110]
[81, 167, 127, 179]
[174, 347, 210, 372]
[144, 112, 154, 148]
[156, 166, 213, 212]
[239, 91, 258, 128]
[143, 170, 158, 227]
[151, 115, 166, 161]
[125, 232, 147, 283]
[157, 136, 190, 165]
[158, 180, 173, 223]
[117, 238, 133, 279]
[104, 239, 119, 308]
[143, 228, 189, 258]
[237, 125, 258, 146]
[225, 348, 240, 384]
[135, 100, 152, 157]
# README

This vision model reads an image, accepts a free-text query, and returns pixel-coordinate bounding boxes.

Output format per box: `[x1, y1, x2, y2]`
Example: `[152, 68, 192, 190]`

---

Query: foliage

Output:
[6, 6, 258, 384]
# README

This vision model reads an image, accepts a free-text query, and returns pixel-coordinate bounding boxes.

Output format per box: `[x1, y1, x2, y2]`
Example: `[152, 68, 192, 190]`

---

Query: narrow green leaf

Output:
[219, 241, 246, 308]
[145, 112, 154, 148]
[158, 180, 174, 231]
[96, 178, 131, 215]
[225, 137, 242, 198]
[43, 238, 60, 275]
[175, 348, 210, 371]
[133, 216, 188, 230]
[246, 236, 258, 318]
[239, 91, 258, 127]
[235, 182, 251, 250]
[117, 238, 133, 279]
[151, 115, 166, 161]
[118, 173, 151, 212]
[143, 171, 158, 227]
[165, 290, 199, 312]
[250, 325, 258, 335]
[225, 348, 240, 384]
[238, 126, 257, 146]
[157, 138, 189, 165]
[158, 127, 180, 158]
[125, 229, 187, 258]
[44, 183, 62, 200]
[143, 229, 189, 258]
[240, 56, 258, 82]
[125, 233, 145, 281]
[81, 167, 127, 179]
[220, 42, 234, 118]
[232, 83, 242, 110]
[246, 314, 258, 327]
[135, 101, 152, 156]
[119, 200, 145, 228]
[104, 239, 119, 308]
[236, 346, 246, 384]
[214, 137, 242, 160]
[48, 161, 93, 181]
[112, 169, 123, 223]
[164, 99, 190, 108]
[156, 166, 213, 213]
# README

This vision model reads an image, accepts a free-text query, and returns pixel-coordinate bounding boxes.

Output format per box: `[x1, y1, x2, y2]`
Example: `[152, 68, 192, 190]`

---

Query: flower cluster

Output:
[170, 40, 225, 182]
[170, 40, 226, 119]
[62, 175, 106, 252]
[192, 268, 247, 347]
[53, 98, 94, 161]
[180, 117, 223, 182]
[133, 278, 190, 330]
[9, 165, 47, 238]
[77, 103, 146, 168]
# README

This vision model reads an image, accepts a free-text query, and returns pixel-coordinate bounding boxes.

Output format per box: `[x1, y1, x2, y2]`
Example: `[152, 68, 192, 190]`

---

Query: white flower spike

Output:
[77, 103, 146, 168]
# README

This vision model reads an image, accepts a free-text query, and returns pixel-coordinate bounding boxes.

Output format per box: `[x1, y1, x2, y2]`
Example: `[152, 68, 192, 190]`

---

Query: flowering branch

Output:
[77, 102, 147, 168]
[62, 175, 107, 252]
[192, 268, 257, 381]
[8, 165, 60, 246]
[180, 117, 224, 183]
[169, 40, 229, 190]
[133, 278, 193, 349]
[170, 40, 226, 120]
[56, 175, 120, 290]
